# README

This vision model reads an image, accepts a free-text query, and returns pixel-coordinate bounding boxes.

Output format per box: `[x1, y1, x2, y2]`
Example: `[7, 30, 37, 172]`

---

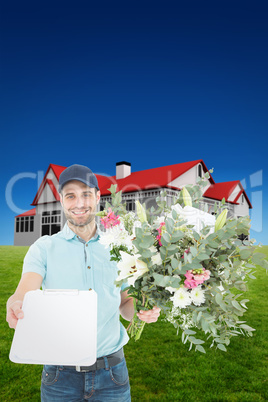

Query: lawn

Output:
[0, 245, 267, 401]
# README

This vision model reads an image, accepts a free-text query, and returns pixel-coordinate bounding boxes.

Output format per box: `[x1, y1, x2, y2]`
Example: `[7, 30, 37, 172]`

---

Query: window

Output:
[16, 216, 35, 233]
[25, 217, 29, 232]
[20, 217, 24, 232]
[126, 200, 135, 212]
[30, 217, 34, 232]
[198, 164, 202, 178]
[41, 211, 61, 236]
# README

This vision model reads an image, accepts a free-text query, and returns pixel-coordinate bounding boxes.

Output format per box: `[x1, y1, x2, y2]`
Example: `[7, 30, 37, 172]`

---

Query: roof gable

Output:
[204, 181, 252, 208]
[32, 164, 65, 205]
[36, 179, 61, 204]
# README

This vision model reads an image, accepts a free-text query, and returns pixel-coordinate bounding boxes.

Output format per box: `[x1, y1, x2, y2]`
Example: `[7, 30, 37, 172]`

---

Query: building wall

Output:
[38, 183, 57, 203]
[14, 217, 39, 247]
[168, 164, 211, 192]
[14, 201, 64, 247]
[234, 195, 250, 217]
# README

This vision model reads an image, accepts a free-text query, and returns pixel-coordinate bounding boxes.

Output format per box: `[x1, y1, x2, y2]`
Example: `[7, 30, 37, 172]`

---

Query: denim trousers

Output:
[41, 357, 131, 401]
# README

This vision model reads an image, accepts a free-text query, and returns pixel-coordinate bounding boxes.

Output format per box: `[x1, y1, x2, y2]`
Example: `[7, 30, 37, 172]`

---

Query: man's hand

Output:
[6, 272, 43, 330]
[137, 306, 161, 323]
[6, 299, 24, 329]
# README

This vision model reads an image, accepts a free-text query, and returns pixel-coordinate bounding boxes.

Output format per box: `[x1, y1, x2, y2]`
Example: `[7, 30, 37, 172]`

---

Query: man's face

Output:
[60, 180, 100, 227]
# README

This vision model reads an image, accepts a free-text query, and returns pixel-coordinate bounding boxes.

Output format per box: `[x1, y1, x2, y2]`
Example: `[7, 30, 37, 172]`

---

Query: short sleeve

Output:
[22, 237, 48, 279]
[121, 281, 129, 292]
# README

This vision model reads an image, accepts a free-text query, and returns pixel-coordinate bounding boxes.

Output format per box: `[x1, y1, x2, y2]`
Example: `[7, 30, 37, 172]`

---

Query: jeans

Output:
[41, 357, 131, 401]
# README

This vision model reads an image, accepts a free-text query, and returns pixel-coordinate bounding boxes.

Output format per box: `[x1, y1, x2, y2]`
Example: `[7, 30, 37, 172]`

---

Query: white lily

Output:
[171, 204, 215, 234]
[116, 251, 149, 286]
[182, 186, 192, 207]
[135, 200, 147, 223]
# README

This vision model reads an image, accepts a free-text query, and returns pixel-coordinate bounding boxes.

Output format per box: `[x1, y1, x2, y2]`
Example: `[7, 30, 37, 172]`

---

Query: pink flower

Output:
[156, 222, 165, 246]
[101, 208, 121, 229]
[184, 278, 198, 289]
[184, 268, 210, 289]
[197, 269, 210, 282]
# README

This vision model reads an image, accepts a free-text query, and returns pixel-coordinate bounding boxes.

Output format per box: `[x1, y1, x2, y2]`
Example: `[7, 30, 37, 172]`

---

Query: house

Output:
[14, 160, 252, 246]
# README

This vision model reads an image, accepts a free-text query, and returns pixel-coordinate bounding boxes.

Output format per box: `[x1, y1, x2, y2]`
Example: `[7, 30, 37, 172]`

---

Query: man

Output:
[6, 164, 160, 401]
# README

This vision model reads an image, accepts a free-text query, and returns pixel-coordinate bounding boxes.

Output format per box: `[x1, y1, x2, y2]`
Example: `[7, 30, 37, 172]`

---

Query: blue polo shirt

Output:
[22, 223, 129, 358]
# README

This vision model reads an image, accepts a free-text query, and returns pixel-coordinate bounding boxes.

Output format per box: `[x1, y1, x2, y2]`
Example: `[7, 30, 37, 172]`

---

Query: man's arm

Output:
[6, 272, 43, 329]
[119, 290, 160, 323]
[119, 290, 134, 321]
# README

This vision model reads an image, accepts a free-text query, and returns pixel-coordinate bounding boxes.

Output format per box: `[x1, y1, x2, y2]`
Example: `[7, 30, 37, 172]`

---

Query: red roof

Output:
[16, 208, 36, 218]
[19, 160, 251, 216]
[99, 159, 214, 195]
[31, 164, 66, 205]
[50, 164, 66, 180]
[204, 181, 252, 208]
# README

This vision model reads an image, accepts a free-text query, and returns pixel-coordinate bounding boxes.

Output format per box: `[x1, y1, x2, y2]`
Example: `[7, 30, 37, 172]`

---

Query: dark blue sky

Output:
[1, 0, 267, 245]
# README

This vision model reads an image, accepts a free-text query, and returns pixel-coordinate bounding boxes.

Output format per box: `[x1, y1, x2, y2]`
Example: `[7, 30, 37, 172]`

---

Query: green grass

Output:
[0, 245, 267, 401]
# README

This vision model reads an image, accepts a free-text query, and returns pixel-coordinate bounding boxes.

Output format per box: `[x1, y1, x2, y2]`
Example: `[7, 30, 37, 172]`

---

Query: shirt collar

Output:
[62, 222, 100, 242]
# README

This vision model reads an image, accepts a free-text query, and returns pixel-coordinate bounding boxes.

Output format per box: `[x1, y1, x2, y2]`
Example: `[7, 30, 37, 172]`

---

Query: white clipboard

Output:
[9, 289, 97, 366]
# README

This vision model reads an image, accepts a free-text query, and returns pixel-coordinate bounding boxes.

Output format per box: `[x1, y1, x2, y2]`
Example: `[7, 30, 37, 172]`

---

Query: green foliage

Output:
[101, 178, 268, 352]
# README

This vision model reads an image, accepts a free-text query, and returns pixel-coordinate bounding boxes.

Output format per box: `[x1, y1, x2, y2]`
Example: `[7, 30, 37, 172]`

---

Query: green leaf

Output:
[169, 276, 181, 288]
[196, 311, 202, 322]
[162, 232, 171, 244]
[167, 244, 178, 252]
[190, 246, 198, 257]
[215, 293, 223, 305]
[232, 300, 244, 312]
[188, 336, 205, 345]
[139, 235, 155, 249]
[217, 344, 227, 352]
[171, 231, 184, 242]
[160, 236, 170, 248]
[171, 258, 179, 269]
[160, 247, 167, 260]
[153, 273, 172, 287]
[196, 344, 206, 353]
[141, 249, 153, 258]
[184, 329, 196, 335]
[208, 239, 219, 248]
[165, 218, 174, 234]
[186, 261, 203, 270]
[240, 249, 253, 260]
[239, 324, 255, 332]
[134, 227, 143, 239]
[196, 253, 210, 261]
[172, 209, 178, 220]
[201, 318, 209, 332]
[108, 184, 118, 194]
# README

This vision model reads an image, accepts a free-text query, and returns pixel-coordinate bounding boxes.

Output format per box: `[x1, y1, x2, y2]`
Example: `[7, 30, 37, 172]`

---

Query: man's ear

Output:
[96, 190, 101, 204]
[59, 193, 63, 207]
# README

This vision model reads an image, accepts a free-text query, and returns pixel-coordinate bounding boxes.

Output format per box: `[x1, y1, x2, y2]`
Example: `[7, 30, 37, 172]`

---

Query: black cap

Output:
[58, 164, 99, 192]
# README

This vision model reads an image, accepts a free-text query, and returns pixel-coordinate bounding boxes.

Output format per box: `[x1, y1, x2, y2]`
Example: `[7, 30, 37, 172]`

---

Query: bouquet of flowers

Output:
[97, 172, 268, 353]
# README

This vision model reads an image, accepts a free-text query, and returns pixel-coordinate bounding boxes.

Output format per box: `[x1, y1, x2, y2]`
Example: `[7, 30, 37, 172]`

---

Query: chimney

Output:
[116, 161, 131, 179]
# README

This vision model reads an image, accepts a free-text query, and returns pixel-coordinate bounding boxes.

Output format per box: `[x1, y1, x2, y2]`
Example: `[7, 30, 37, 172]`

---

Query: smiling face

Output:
[60, 180, 100, 228]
